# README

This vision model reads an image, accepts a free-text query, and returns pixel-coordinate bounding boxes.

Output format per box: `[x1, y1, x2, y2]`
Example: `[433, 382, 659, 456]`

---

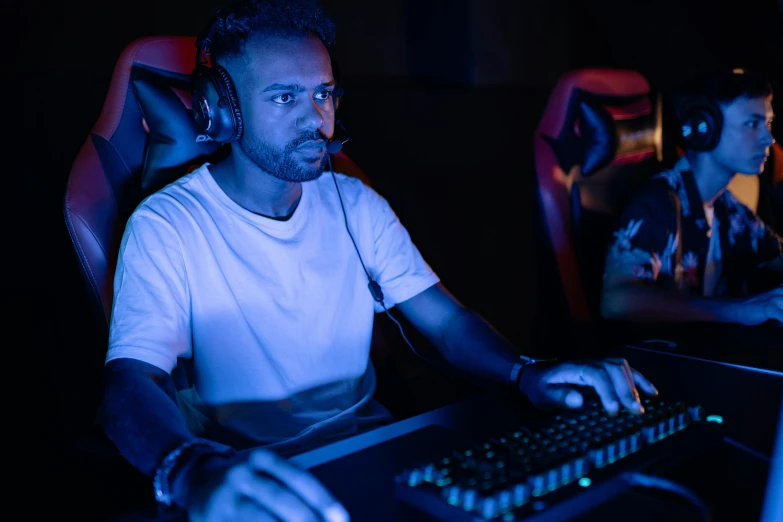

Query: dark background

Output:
[8, 0, 783, 510]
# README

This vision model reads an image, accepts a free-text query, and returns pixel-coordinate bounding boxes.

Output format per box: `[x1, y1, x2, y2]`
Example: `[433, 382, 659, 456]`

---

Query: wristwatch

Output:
[508, 354, 557, 391]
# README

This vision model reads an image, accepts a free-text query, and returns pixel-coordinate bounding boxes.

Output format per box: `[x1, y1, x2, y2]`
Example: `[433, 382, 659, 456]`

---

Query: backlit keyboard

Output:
[395, 397, 715, 521]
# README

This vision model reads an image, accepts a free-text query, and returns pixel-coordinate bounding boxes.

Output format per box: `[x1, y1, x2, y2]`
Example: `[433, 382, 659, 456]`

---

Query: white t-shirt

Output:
[106, 164, 440, 455]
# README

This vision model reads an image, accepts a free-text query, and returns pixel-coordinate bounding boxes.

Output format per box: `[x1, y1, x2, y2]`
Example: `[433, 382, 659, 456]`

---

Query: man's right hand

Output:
[186, 448, 350, 522]
[736, 286, 783, 325]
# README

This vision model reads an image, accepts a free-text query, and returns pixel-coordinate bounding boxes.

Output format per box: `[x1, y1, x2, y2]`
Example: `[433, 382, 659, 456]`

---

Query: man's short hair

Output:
[203, 0, 337, 64]
[675, 67, 773, 114]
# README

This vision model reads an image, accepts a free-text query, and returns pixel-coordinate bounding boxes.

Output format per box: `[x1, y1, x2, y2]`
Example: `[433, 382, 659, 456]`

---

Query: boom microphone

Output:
[327, 121, 351, 154]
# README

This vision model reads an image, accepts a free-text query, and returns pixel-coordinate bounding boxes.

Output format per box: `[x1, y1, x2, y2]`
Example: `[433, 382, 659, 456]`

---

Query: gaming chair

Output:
[532, 68, 674, 334]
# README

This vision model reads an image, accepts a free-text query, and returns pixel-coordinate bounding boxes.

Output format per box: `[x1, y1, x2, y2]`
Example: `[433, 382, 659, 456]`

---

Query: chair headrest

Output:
[533, 68, 664, 323]
[90, 36, 224, 195]
[133, 65, 223, 192]
[539, 69, 662, 180]
[64, 36, 225, 324]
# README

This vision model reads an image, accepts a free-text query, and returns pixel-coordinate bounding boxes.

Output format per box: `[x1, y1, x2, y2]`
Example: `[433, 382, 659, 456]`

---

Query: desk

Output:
[107, 324, 782, 522]
[606, 322, 783, 457]
[108, 394, 521, 522]
[293, 392, 769, 522]
[108, 390, 768, 522]
[291, 393, 510, 470]
[615, 322, 783, 373]
[292, 393, 716, 522]
[295, 394, 511, 522]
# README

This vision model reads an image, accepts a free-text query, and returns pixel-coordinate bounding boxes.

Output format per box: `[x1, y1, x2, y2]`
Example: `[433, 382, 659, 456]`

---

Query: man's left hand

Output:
[518, 358, 658, 414]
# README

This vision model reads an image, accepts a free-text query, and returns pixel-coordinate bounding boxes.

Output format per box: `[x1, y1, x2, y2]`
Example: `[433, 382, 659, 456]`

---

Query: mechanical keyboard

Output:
[395, 397, 722, 521]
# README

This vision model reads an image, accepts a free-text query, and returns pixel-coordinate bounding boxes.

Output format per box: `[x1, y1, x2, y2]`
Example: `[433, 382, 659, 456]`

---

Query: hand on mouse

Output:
[734, 286, 783, 326]
[183, 448, 350, 522]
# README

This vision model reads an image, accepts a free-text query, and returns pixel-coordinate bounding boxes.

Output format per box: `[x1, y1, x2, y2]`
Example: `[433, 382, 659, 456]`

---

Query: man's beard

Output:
[238, 130, 328, 182]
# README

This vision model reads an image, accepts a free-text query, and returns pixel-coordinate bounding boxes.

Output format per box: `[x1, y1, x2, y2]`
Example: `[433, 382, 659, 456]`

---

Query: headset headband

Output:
[195, 23, 215, 69]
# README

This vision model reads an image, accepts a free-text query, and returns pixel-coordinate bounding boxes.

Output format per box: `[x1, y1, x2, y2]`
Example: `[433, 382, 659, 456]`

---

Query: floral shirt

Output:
[604, 156, 783, 297]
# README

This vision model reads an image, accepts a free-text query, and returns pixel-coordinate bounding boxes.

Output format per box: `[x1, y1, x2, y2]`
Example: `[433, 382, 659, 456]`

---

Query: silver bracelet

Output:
[153, 439, 234, 506]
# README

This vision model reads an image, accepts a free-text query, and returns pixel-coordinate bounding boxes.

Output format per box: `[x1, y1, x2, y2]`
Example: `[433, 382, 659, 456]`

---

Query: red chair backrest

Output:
[534, 68, 670, 322]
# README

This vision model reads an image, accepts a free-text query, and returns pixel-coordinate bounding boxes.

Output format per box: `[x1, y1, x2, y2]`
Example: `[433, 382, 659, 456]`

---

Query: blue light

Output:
[578, 477, 591, 487]
[706, 415, 723, 424]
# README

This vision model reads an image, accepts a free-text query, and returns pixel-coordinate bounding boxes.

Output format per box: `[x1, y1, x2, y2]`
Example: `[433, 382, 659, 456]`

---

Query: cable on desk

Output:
[723, 436, 771, 463]
[621, 471, 711, 522]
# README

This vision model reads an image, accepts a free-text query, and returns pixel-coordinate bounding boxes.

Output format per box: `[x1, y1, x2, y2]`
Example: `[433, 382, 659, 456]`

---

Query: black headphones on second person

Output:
[190, 23, 344, 144]
[676, 68, 754, 152]
[677, 97, 724, 152]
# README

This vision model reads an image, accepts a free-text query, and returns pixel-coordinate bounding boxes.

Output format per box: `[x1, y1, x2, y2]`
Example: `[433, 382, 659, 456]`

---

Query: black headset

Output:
[677, 97, 724, 152]
[190, 24, 344, 144]
[677, 68, 751, 152]
[191, 25, 243, 144]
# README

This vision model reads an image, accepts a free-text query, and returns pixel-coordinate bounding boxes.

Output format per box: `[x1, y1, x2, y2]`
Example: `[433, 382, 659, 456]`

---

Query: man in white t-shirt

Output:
[101, 1, 659, 521]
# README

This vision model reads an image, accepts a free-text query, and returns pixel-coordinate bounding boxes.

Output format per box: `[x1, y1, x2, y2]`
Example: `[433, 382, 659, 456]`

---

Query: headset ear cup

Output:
[213, 65, 243, 142]
[679, 100, 723, 152]
[190, 66, 242, 143]
[191, 68, 217, 137]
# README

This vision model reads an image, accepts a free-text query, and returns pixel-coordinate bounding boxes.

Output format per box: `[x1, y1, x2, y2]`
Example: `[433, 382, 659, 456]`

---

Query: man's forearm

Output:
[100, 358, 199, 477]
[601, 284, 740, 324]
[435, 308, 522, 387]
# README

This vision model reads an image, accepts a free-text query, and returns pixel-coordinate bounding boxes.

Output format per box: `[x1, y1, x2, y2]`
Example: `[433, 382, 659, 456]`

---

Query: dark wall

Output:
[565, 0, 783, 92]
[11, 0, 783, 477]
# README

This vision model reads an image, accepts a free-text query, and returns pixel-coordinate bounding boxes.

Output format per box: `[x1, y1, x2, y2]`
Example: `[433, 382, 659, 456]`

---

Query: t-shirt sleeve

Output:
[365, 188, 440, 312]
[106, 208, 192, 373]
[603, 189, 678, 284]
